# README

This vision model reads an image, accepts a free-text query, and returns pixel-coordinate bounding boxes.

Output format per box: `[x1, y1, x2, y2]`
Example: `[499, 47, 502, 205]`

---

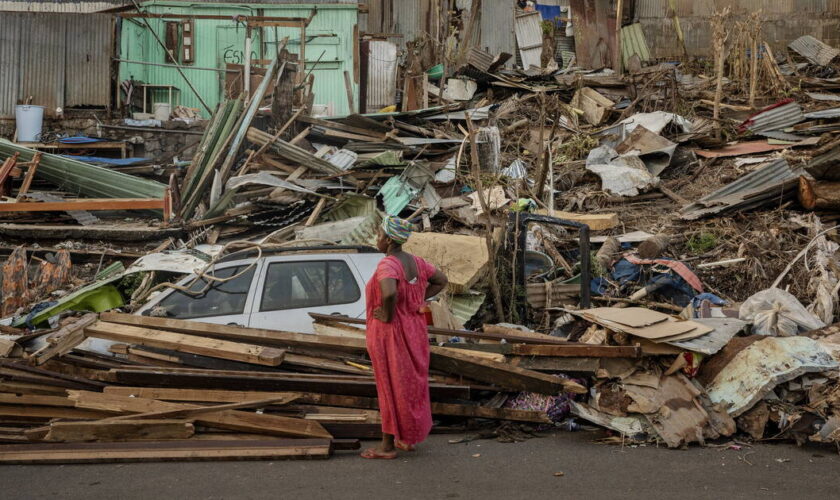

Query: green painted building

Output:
[119, 1, 359, 117]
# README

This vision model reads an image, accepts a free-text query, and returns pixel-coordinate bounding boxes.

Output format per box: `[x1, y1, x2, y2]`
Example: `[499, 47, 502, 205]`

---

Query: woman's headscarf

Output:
[382, 215, 417, 245]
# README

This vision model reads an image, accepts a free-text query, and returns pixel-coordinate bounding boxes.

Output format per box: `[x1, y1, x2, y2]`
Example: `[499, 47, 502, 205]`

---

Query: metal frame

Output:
[508, 212, 591, 310]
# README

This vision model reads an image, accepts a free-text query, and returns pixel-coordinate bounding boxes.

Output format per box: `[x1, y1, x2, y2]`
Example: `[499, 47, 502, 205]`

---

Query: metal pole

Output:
[112, 58, 239, 74]
[244, 26, 252, 100]
[128, 0, 213, 115]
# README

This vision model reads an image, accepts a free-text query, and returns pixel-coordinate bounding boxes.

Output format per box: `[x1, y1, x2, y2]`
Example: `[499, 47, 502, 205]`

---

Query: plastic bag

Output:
[739, 288, 826, 337]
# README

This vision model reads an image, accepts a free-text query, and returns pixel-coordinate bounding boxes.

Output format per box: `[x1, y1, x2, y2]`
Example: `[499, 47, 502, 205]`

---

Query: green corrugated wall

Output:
[119, 1, 358, 117]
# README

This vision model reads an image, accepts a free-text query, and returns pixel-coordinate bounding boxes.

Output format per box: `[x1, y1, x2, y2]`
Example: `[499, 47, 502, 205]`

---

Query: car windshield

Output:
[153, 265, 255, 319]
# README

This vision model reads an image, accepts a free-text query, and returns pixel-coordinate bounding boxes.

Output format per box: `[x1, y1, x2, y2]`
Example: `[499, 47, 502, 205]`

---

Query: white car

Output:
[135, 246, 383, 334]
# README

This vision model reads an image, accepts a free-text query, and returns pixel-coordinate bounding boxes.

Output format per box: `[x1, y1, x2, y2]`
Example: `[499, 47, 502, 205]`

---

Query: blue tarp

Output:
[58, 136, 107, 144]
[60, 155, 148, 166]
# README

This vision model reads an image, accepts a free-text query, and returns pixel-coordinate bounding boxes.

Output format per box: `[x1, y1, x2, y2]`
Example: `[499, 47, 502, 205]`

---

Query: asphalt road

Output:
[1, 432, 838, 500]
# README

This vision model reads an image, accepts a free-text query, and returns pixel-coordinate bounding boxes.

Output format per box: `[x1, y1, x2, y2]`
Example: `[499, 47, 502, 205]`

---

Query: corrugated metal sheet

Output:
[479, 0, 517, 61]
[366, 40, 397, 112]
[121, 2, 358, 116]
[741, 100, 804, 133]
[514, 11, 544, 70]
[0, 1, 125, 13]
[0, 13, 22, 119]
[0, 11, 112, 118]
[680, 159, 804, 219]
[790, 35, 840, 65]
[621, 23, 651, 67]
[18, 13, 67, 114]
[65, 15, 115, 107]
[449, 292, 486, 326]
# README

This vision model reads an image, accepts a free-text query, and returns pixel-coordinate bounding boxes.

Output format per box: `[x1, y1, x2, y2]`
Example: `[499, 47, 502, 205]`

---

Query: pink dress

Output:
[365, 254, 436, 445]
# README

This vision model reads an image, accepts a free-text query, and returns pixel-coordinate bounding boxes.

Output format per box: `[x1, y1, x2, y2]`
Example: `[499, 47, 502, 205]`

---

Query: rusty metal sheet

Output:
[694, 139, 817, 159]
[65, 15, 114, 108]
[1, 246, 28, 317]
[706, 336, 839, 417]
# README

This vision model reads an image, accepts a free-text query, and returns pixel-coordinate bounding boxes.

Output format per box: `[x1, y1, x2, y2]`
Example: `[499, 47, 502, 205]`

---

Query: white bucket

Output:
[153, 102, 171, 121]
[15, 104, 45, 142]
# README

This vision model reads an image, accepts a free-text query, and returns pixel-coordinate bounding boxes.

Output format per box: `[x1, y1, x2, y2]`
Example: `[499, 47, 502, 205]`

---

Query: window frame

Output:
[258, 259, 362, 313]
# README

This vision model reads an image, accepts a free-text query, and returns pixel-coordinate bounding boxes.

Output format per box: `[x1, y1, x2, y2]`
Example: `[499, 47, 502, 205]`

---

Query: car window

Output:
[261, 260, 361, 312]
[155, 265, 255, 319]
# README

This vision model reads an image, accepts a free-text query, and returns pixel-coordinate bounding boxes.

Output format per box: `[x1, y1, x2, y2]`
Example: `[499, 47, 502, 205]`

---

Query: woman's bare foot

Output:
[360, 447, 397, 459]
[395, 440, 416, 452]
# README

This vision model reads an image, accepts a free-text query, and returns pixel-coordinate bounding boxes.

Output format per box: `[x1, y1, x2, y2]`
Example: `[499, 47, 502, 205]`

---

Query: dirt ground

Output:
[1, 432, 838, 500]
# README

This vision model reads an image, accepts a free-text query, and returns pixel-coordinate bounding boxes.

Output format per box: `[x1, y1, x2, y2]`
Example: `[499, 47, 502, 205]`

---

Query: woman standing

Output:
[361, 216, 448, 459]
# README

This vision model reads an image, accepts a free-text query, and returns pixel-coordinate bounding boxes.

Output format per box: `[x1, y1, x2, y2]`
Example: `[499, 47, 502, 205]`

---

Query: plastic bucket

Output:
[153, 102, 171, 121]
[15, 105, 45, 142]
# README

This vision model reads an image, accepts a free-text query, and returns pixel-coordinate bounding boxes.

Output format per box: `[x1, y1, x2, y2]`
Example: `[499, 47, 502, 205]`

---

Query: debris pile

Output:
[4, 6, 840, 462]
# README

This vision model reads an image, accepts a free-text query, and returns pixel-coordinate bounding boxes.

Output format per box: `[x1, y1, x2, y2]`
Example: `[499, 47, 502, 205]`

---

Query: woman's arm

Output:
[375, 278, 398, 323]
[425, 269, 448, 300]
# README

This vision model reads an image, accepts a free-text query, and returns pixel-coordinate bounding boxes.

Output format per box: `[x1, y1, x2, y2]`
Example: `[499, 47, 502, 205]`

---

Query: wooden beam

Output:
[104, 387, 381, 410]
[0, 198, 165, 213]
[102, 369, 469, 399]
[29, 313, 97, 365]
[507, 344, 641, 358]
[84, 321, 286, 367]
[15, 152, 41, 200]
[308, 313, 573, 345]
[428, 346, 586, 395]
[98, 313, 368, 353]
[0, 439, 332, 464]
[41, 419, 195, 443]
[67, 390, 332, 439]
[509, 356, 600, 373]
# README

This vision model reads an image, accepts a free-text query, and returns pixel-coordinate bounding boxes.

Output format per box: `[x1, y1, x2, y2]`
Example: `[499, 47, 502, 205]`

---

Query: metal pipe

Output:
[113, 58, 239, 74]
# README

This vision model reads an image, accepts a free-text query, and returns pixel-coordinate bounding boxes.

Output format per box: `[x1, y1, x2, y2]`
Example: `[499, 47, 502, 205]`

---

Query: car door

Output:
[248, 255, 365, 333]
[140, 260, 260, 327]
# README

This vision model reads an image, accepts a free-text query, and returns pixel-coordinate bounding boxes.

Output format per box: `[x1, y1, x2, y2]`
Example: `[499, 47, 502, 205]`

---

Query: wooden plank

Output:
[308, 313, 573, 345]
[509, 356, 600, 373]
[105, 395, 300, 422]
[428, 346, 586, 395]
[16, 152, 41, 200]
[85, 321, 286, 367]
[98, 313, 368, 353]
[67, 391, 332, 440]
[0, 360, 106, 389]
[535, 210, 619, 231]
[0, 439, 332, 464]
[0, 393, 75, 407]
[0, 404, 109, 420]
[42, 419, 195, 443]
[295, 116, 386, 141]
[507, 344, 642, 358]
[0, 198, 166, 213]
[29, 313, 97, 365]
[0, 153, 20, 197]
[104, 387, 381, 410]
[103, 369, 469, 399]
[430, 402, 551, 423]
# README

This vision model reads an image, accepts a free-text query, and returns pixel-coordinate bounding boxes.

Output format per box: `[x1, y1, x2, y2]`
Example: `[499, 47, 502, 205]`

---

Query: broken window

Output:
[163, 20, 195, 64]
[155, 265, 256, 319]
